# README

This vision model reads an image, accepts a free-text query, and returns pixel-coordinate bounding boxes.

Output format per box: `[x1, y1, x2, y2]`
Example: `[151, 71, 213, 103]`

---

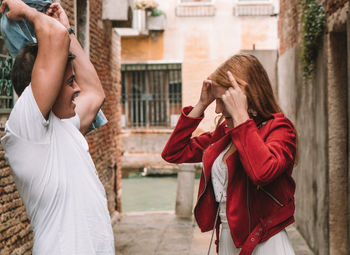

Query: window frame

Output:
[121, 61, 182, 129]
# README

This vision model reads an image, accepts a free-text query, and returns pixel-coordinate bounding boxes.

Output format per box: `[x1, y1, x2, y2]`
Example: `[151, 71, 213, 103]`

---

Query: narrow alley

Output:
[112, 211, 314, 255]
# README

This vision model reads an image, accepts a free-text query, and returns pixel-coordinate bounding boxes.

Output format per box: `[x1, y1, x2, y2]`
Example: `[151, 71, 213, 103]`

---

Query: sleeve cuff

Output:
[182, 106, 205, 120]
[227, 119, 257, 138]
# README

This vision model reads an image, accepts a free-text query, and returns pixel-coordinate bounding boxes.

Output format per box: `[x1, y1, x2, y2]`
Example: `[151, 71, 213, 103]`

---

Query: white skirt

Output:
[219, 223, 295, 255]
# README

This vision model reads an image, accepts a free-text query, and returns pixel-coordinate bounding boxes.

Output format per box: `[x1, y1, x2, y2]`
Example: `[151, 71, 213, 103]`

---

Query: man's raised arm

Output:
[0, 0, 70, 119]
[47, 4, 105, 134]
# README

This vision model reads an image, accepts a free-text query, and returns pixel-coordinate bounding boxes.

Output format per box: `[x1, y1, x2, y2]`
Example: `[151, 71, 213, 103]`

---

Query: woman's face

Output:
[210, 84, 232, 121]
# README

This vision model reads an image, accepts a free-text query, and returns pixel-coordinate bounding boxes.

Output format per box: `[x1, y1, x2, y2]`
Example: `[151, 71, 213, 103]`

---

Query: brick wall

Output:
[60, 0, 75, 27]
[327, 0, 349, 15]
[85, 0, 121, 214]
[110, 30, 123, 211]
[0, 0, 121, 253]
[279, 0, 350, 55]
[278, 0, 302, 55]
[0, 130, 33, 254]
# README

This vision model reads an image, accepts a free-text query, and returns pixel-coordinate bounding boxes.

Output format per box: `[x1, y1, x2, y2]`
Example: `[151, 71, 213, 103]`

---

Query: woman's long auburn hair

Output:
[210, 53, 298, 165]
[210, 53, 281, 124]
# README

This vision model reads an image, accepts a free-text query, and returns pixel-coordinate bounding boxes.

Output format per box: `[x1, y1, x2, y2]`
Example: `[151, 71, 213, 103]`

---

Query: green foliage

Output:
[151, 9, 166, 17]
[300, 0, 326, 81]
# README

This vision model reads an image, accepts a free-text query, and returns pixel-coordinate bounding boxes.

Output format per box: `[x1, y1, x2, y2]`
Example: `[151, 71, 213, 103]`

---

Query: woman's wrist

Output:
[233, 112, 250, 127]
[195, 102, 208, 112]
[188, 102, 207, 118]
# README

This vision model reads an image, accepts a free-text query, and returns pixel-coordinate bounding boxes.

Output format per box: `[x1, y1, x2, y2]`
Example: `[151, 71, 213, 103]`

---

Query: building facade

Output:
[119, 0, 280, 173]
[0, 0, 122, 253]
[278, 0, 349, 254]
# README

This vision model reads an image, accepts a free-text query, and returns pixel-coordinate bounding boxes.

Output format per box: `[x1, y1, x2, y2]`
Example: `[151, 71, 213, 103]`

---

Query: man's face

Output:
[52, 62, 80, 119]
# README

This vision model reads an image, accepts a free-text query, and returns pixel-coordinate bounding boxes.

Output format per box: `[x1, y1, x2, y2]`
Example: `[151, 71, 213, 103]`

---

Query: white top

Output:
[211, 143, 231, 203]
[211, 143, 295, 255]
[1, 86, 115, 255]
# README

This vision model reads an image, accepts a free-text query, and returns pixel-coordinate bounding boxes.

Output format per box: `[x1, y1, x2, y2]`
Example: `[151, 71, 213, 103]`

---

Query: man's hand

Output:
[0, 0, 32, 20]
[46, 3, 70, 28]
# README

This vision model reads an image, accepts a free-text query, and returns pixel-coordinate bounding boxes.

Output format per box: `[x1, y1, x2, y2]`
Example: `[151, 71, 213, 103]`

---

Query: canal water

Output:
[122, 175, 200, 212]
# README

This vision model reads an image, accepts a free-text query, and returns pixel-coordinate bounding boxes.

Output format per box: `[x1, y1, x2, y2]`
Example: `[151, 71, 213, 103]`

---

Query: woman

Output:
[161, 53, 297, 255]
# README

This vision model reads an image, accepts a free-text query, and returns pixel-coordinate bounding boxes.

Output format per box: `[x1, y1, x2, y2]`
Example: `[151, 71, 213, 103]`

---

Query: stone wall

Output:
[0, 0, 122, 253]
[278, 43, 329, 255]
[278, 1, 350, 254]
[278, 0, 301, 55]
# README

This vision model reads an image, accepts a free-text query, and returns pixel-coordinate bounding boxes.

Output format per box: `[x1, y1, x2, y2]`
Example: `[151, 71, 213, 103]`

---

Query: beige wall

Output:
[121, 0, 278, 132]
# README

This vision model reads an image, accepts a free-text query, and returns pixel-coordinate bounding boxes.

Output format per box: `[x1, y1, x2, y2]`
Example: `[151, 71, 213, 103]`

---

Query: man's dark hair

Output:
[11, 43, 75, 96]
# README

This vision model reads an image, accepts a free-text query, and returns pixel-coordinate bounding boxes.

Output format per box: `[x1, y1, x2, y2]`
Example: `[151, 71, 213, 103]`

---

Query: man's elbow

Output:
[46, 27, 70, 52]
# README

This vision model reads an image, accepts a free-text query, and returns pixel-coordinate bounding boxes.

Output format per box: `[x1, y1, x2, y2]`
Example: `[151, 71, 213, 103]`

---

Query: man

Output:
[0, 1, 115, 254]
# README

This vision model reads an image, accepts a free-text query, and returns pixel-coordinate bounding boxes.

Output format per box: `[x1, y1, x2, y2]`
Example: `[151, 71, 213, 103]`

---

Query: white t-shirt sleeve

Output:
[62, 114, 80, 130]
[7, 85, 50, 142]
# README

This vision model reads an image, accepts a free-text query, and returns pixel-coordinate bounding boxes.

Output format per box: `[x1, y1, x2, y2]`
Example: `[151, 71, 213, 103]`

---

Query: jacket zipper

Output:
[247, 175, 251, 234]
[257, 185, 284, 207]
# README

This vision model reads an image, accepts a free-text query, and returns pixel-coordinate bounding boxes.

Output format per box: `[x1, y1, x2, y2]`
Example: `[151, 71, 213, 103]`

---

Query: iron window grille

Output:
[0, 34, 14, 114]
[121, 62, 182, 128]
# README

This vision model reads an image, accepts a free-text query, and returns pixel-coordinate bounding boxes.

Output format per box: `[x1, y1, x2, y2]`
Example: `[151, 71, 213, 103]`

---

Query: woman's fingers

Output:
[227, 71, 240, 91]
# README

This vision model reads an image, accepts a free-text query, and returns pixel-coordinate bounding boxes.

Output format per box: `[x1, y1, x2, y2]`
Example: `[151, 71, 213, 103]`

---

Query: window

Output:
[176, 0, 216, 17]
[121, 63, 182, 128]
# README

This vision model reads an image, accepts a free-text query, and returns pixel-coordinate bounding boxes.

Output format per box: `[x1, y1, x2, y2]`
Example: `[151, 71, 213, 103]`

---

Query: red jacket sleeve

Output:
[162, 106, 214, 163]
[230, 116, 296, 186]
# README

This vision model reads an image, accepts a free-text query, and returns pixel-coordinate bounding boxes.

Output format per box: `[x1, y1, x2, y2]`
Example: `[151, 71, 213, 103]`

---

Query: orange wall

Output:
[121, 34, 164, 61]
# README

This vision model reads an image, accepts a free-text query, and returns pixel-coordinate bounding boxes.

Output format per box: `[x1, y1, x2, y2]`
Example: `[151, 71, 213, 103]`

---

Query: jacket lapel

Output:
[202, 134, 231, 182]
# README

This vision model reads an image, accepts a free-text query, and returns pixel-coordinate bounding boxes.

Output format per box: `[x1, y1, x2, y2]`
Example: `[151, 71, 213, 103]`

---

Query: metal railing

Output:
[121, 62, 182, 128]
[0, 54, 13, 114]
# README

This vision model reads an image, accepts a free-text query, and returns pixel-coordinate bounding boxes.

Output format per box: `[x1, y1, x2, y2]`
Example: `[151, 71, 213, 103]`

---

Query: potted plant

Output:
[134, 0, 158, 12]
[134, 0, 166, 31]
[147, 8, 166, 31]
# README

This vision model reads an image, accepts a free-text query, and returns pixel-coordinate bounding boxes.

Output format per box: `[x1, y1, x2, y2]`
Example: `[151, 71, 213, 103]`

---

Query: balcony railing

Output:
[176, 0, 216, 17]
[233, 0, 275, 16]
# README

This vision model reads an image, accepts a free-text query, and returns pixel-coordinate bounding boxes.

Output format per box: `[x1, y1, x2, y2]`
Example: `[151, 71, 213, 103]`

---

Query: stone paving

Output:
[112, 211, 314, 255]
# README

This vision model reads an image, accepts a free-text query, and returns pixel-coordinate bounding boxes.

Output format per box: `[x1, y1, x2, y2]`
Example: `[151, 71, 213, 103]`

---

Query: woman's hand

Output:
[222, 71, 249, 127]
[188, 79, 215, 118]
[198, 79, 215, 108]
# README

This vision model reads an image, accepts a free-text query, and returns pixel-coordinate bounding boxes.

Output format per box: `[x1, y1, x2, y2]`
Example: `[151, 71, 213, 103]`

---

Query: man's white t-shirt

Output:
[1, 85, 115, 255]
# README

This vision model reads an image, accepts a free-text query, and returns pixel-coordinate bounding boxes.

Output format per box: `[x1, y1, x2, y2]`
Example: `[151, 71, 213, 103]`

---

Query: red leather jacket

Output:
[162, 106, 297, 255]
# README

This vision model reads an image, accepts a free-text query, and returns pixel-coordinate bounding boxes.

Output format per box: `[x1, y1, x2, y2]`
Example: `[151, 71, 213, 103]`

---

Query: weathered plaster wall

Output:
[327, 30, 348, 255]
[278, 1, 350, 254]
[278, 43, 329, 255]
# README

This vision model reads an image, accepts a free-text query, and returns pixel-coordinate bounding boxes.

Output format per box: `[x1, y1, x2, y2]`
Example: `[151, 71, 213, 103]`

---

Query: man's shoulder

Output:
[6, 84, 51, 143]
